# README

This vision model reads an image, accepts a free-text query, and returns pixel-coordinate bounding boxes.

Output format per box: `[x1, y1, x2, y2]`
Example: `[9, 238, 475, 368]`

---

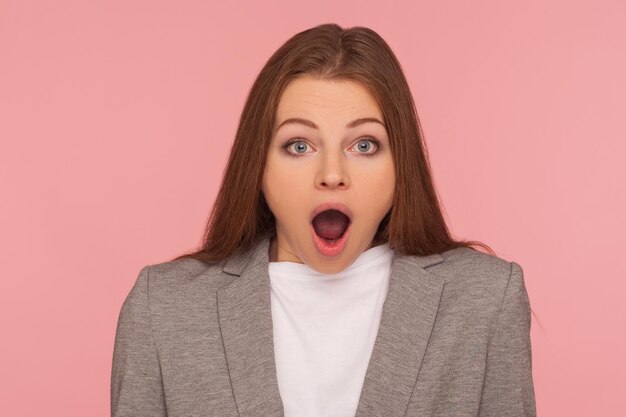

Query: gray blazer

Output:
[111, 234, 536, 416]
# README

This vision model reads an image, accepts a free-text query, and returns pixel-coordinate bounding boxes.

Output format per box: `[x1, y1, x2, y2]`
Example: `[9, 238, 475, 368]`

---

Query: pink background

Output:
[1, 0, 624, 415]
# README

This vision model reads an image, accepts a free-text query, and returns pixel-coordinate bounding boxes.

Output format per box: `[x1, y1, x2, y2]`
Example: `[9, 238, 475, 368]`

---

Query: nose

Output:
[315, 150, 348, 189]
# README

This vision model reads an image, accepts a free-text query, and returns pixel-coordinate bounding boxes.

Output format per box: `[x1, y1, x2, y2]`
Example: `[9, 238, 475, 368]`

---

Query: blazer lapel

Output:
[217, 234, 284, 417]
[217, 234, 445, 417]
[354, 250, 445, 416]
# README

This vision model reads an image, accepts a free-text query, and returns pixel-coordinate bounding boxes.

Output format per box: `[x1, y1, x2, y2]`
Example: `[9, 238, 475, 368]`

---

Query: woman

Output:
[111, 23, 537, 417]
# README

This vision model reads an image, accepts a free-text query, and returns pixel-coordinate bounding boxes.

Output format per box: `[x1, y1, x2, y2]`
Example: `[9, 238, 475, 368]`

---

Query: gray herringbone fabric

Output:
[111, 234, 536, 416]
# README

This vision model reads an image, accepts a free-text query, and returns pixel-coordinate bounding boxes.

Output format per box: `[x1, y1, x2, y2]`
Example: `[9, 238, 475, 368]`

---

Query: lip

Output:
[309, 202, 354, 224]
[310, 219, 351, 257]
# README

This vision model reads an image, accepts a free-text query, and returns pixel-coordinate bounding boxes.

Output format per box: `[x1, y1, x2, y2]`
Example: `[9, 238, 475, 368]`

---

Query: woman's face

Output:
[262, 76, 396, 274]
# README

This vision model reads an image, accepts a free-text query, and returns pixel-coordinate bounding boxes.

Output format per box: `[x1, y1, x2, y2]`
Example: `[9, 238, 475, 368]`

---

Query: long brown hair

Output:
[172, 23, 495, 265]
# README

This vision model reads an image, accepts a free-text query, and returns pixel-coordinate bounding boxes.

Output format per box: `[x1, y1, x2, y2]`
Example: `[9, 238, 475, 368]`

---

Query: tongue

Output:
[312, 209, 350, 240]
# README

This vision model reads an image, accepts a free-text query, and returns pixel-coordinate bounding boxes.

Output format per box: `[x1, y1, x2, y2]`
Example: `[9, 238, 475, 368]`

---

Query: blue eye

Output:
[282, 137, 381, 158]
[284, 140, 310, 155]
[357, 138, 379, 156]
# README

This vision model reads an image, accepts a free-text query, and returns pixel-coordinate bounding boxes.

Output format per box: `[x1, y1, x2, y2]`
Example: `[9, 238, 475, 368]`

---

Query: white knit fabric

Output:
[268, 243, 394, 417]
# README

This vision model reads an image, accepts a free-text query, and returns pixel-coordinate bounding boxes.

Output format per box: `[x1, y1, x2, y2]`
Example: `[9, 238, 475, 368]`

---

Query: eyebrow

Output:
[276, 117, 386, 131]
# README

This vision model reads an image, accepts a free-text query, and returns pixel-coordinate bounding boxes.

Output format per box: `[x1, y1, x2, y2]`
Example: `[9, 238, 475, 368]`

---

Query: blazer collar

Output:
[217, 234, 445, 417]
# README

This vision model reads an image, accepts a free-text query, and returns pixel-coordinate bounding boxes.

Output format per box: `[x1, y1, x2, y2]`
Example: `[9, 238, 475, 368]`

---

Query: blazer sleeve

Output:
[478, 261, 537, 417]
[111, 265, 167, 416]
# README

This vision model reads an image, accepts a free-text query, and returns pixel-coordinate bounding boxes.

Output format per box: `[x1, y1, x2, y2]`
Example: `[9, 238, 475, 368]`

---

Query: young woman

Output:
[111, 24, 537, 417]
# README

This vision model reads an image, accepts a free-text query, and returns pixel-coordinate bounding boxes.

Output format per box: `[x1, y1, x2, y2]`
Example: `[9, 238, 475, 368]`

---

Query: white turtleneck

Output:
[268, 243, 395, 417]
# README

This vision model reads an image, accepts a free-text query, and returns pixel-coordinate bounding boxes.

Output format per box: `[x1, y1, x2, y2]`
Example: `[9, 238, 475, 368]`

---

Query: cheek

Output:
[264, 166, 308, 199]
[357, 159, 395, 193]
[370, 161, 395, 184]
[262, 164, 310, 223]
[362, 176, 395, 208]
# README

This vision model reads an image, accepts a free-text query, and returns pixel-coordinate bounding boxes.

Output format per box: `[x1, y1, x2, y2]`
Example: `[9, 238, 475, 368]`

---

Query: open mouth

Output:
[310, 208, 352, 259]
[309, 203, 353, 256]
[311, 209, 351, 241]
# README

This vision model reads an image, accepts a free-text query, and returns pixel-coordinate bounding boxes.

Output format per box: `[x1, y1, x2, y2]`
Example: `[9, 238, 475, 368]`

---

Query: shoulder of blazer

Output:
[138, 257, 230, 311]
[432, 246, 520, 316]
[144, 237, 262, 291]
[435, 246, 513, 283]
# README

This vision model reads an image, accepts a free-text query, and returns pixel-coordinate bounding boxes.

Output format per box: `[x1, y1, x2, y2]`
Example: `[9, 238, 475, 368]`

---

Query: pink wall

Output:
[1, 0, 624, 415]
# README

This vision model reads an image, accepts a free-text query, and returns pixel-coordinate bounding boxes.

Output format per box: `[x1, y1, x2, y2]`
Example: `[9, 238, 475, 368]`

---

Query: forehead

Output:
[275, 77, 383, 121]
